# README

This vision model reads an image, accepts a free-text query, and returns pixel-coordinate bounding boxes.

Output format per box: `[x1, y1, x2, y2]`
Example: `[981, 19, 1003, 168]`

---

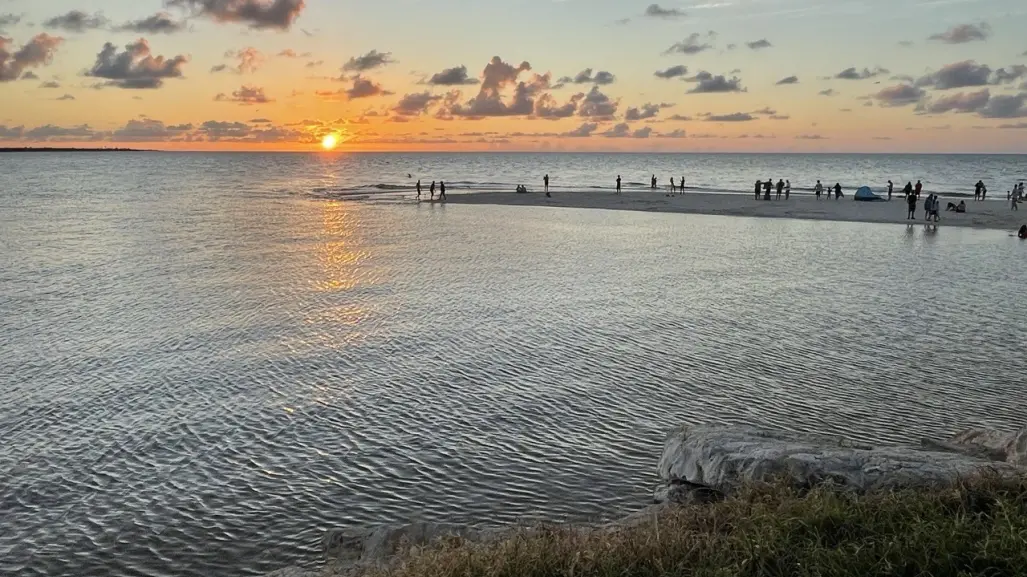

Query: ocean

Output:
[1, 152, 1026, 577]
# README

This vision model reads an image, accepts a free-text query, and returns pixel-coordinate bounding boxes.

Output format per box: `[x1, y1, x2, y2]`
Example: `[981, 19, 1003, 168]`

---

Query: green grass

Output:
[355, 476, 1027, 577]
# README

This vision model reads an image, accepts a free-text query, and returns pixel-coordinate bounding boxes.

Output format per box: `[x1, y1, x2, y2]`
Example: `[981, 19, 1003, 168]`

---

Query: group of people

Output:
[1010, 182, 1025, 211]
[754, 179, 794, 200]
[415, 179, 447, 201]
[647, 174, 688, 195]
[811, 180, 844, 200]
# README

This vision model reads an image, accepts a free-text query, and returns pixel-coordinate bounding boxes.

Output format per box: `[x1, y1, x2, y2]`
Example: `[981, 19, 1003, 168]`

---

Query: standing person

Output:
[755, 180, 762, 200]
[915, 179, 923, 199]
[974, 181, 982, 201]
[616, 175, 622, 194]
[416, 179, 422, 199]
[981, 183, 987, 200]
[763, 179, 772, 200]
[669, 177, 676, 195]
[834, 183, 842, 199]
[906, 188, 918, 219]
[887, 180, 893, 200]
[815, 180, 823, 200]
[776, 179, 784, 200]
[439, 181, 447, 201]
[1013, 192, 1020, 211]
[651, 175, 657, 189]
[680, 175, 685, 194]
[931, 195, 941, 222]
[544, 174, 549, 194]
[923, 193, 932, 220]
[785, 179, 791, 199]
[430, 180, 436, 200]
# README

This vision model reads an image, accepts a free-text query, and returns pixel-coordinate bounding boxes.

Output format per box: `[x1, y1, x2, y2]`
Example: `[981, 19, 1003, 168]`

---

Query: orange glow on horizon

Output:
[321, 134, 339, 150]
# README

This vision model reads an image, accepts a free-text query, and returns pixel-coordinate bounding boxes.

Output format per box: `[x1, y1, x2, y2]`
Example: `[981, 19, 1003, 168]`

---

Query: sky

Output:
[1, 0, 1026, 152]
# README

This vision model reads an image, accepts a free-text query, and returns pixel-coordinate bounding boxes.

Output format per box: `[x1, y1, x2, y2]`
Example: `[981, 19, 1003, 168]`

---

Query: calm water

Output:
[1, 152, 1026, 577]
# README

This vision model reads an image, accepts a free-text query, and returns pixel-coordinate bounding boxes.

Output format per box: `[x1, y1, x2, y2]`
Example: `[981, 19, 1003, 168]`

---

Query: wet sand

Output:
[448, 190, 1024, 231]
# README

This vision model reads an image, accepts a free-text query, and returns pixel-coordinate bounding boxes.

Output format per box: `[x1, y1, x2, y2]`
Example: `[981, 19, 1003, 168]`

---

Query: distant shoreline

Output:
[0, 147, 154, 153]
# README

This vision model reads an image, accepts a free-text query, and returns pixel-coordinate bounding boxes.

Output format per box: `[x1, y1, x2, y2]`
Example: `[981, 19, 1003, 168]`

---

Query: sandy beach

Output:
[448, 190, 1025, 231]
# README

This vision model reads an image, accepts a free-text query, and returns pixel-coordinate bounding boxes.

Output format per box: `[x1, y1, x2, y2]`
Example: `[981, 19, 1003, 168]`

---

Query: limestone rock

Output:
[656, 424, 1021, 500]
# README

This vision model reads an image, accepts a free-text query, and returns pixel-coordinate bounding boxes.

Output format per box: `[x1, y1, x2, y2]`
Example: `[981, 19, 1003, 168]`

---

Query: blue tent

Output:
[854, 186, 882, 201]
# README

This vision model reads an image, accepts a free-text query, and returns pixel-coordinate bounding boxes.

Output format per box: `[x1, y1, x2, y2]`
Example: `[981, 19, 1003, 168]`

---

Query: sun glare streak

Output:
[321, 134, 339, 150]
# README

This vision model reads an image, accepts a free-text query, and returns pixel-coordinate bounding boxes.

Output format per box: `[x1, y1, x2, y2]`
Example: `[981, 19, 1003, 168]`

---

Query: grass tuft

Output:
[343, 475, 1027, 577]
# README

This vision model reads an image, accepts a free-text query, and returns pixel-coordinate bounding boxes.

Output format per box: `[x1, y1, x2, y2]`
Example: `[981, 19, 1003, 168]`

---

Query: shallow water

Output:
[1, 153, 1026, 577]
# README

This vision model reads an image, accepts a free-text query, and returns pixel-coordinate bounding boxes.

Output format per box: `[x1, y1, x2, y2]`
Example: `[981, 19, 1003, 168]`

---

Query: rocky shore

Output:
[265, 424, 1027, 577]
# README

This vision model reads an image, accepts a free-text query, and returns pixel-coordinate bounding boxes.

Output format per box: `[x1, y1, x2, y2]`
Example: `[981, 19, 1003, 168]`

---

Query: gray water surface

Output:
[1, 153, 1025, 577]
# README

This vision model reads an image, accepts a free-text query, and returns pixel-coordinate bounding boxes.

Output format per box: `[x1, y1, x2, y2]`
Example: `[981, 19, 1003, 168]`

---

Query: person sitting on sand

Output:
[815, 180, 823, 200]
[1018, 225, 1027, 239]
[946, 200, 966, 213]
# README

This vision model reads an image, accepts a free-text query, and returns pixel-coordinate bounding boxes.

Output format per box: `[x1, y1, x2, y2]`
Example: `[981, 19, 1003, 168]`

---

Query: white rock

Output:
[656, 425, 1022, 499]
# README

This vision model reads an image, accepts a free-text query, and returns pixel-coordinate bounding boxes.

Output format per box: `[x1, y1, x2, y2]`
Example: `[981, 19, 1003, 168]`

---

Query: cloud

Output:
[872, 84, 926, 107]
[342, 75, 392, 99]
[166, 0, 305, 30]
[776, 75, 798, 85]
[534, 92, 584, 118]
[928, 22, 990, 44]
[110, 118, 193, 141]
[393, 91, 443, 116]
[920, 88, 990, 114]
[442, 56, 547, 118]
[769, 114, 790, 120]
[426, 65, 478, 86]
[214, 85, 272, 104]
[277, 49, 310, 58]
[796, 134, 827, 140]
[746, 39, 772, 50]
[0, 13, 22, 32]
[665, 33, 713, 55]
[978, 93, 1027, 118]
[87, 39, 188, 89]
[625, 102, 673, 120]
[198, 120, 250, 140]
[703, 112, 754, 122]
[40, 80, 60, 88]
[0, 125, 25, 139]
[250, 118, 271, 123]
[305, 60, 322, 68]
[601, 123, 653, 138]
[117, 12, 187, 34]
[819, 88, 836, 96]
[214, 47, 264, 73]
[654, 65, 688, 79]
[24, 124, 103, 141]
[562, 122, 598, 137]
[56, 93, 75, 101]
[0, 34, 64, 82]
[644, 4, 686, 18]
[914, 60, 1009, 90]
[559, 68, 616, 85]
[835, 66, 888, 80]
[342, 49, 394, 72]
[993, 65, 1027, 85]
[577, 85, 618, 118]
[997, 122, 1027, 129]
[20, 71, 37, 80]
[43, 10, 108, 32]
[686, 71, 744, 93]
[657, 129, 687, 138]
[667, 114, 692, 121]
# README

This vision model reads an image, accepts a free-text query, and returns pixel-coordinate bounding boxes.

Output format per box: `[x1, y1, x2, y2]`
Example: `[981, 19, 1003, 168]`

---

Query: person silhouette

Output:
[680, 175, 685, 194]
[776, 179, 784, 200]
[785, 179, 791, 199]
[915, 179, 922, 199]
[651, 174, 657, 189]
[616, 175, 622, 194]
[755, 179, 762, 200]
[544, 174, 549, 194]
[670, 177, 676, 195]
[439, 180, 446, 200]
[416, 179, 421, 199]
[887, 180, 893, 200]
[763, 179, 772, 200]
[430, 180, 436, 200]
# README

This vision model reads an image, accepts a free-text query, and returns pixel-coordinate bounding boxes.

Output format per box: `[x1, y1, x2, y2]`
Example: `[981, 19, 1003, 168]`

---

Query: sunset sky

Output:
[1, 0, 1026, 152]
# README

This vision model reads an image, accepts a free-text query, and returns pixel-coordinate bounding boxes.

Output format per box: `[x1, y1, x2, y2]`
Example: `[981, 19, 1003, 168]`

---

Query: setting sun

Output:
[321, 135, 338, 150]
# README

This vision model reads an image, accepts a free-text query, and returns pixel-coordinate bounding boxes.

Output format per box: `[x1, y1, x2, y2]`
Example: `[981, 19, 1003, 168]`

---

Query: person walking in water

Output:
[616, 175, 622, 194]
[669, 177, 676, 195]
[651, 175, 657, 189]
[776, 179, 784, 200]
[439, 181, 447, 200]
[785, 179, 791, 200]
[974, 180, 982, 201]
[680, 175, 685, 194]
[915, 179, 923, 199]
[763, 179, 772, 200]
[834, 183, 842, 199]
[887, 180, 893, 200]
[430, 181, 436, 200]
[416, 179, 422, 199]
[544, 174, 550, 194]
[755, 180, 762, 200]
[815, 180, 823, 200]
